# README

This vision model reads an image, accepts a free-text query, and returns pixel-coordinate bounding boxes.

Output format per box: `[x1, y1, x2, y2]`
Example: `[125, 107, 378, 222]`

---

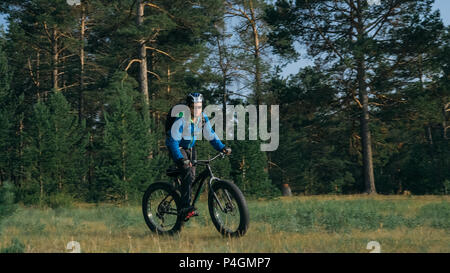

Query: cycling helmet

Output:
[186, 93, 203, 106]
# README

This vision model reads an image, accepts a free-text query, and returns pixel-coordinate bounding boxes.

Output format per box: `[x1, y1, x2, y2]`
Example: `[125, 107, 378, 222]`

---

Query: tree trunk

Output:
[88, 134, 94, 199]
[149, 50, 155, 96]
[253, 29, 261, 107]
[223, 76, 227, 131]
[39, 130, 43, 200]
[253, 52, 261, 108]
[40, 172, 43, 200]
[79, 5, 86, 123]
[443, 103, 449, 139]
[122, 139, 127, 201]
[167, 64, 171, 94]
[52, 29, 59, 92]
[19, 118, 24, 188]
[149, 51, 155, 135]
[137, 0, 150, 110]
[36, 50, 41, 101]
[241, 156, 246, 191]
[427, 125, 433, 145]
[357, 58, 376, 194]
[249, 1, 261, 106]
[216, 34, 228, 131]
[355, 2, 376, 194]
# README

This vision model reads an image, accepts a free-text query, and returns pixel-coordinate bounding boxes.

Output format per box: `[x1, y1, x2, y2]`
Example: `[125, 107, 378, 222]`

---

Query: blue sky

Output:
[1, 0, 449, 77]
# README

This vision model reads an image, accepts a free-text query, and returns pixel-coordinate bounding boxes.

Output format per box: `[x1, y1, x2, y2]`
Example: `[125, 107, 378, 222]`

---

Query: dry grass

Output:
[1, 195, 448, 253]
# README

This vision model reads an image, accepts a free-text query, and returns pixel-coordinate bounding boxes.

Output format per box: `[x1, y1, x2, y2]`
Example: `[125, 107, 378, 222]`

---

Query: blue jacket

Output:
[166, 112, 225, 161]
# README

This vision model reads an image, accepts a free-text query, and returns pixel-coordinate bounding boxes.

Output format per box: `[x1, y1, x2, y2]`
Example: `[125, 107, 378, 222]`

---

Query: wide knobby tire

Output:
[208, 180, 249, 237]
[142, 182, 183, 235]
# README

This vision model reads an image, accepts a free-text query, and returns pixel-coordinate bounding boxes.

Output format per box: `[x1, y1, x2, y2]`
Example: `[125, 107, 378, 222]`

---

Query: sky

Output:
[280, 0, 450, 77]
[1, 0, 449, 78]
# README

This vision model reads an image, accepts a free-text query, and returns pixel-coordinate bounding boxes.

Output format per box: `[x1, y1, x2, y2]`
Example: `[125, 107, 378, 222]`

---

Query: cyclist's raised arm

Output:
[202, 113, 225, 152]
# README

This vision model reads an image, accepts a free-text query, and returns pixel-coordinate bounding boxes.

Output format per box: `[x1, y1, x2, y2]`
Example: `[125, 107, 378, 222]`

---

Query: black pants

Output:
[177, 147, 197, 208]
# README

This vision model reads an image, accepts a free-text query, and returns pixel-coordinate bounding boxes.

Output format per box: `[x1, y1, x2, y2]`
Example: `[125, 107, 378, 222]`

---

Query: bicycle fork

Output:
[210, 181, 235, 213]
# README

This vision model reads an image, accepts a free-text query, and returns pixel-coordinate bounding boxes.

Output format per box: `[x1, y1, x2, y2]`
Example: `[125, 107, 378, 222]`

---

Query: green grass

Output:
[0, 195, 448, 253]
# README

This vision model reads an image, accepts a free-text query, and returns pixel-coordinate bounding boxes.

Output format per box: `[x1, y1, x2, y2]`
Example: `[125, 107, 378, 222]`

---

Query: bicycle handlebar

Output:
[193, 152, 227, 166]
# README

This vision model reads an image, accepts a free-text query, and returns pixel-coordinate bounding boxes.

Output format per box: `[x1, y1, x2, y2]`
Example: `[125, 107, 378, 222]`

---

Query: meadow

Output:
[0, 195, 448, 253]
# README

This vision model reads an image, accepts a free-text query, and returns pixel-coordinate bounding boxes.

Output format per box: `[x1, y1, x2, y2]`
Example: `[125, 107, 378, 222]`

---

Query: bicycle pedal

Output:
[183, 211, 199, 222]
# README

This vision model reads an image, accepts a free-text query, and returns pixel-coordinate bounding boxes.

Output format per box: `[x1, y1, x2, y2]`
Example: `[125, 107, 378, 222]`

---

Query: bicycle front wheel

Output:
[208, 180, 249, 237]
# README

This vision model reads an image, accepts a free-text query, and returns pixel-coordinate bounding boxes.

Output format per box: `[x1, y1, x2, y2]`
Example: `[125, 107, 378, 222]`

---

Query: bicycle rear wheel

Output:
[142, 182, 183, 235]
[208, 180, 249, 237]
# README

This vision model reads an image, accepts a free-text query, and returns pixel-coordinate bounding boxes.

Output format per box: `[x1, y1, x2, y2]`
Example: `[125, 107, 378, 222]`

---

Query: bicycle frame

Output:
[174, 152, 229, 211]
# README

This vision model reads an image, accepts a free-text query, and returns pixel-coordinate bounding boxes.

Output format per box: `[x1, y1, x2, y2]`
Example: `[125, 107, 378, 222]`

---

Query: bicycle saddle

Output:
[166, 165, 181, 177]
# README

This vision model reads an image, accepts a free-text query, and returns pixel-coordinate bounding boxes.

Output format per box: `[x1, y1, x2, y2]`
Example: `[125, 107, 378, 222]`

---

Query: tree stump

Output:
[282, 184, 292, 196]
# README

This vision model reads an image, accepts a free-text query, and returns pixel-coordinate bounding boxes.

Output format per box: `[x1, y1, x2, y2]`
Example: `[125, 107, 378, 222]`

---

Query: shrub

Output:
[1, 238, 25, 253]
[0, 182, 17, 233]
[418, 202, 450, 229]
[44, 192, 75, 209]
[0, 182, 16, 217]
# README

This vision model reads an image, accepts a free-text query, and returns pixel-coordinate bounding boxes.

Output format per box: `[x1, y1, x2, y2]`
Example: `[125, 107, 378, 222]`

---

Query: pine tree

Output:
[96, 72, 153, 202]
[265, 0, 445, 194]
[1, 0, 79, 95]
[229, 139, 279, 197]
[47, 92, 88, 197]
[23, 91, 86, 204]
[23, 99, 52, 203]
[1, 1, 84, 193]
[0, 33, 12, 184]
[0, 182, 17, 233]
[265, 67, 357, 194]
[224, 0, 271, 107]
[225, 107, 279, 197]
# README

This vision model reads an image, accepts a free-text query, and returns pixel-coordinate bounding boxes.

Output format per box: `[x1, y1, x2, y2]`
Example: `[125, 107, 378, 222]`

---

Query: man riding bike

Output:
[165, 93, 231, 221]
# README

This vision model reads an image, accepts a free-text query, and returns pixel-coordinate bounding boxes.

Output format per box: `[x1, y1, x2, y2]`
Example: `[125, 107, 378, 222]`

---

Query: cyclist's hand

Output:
[222, 147, 232, 155]
[177, 158, 191, 169]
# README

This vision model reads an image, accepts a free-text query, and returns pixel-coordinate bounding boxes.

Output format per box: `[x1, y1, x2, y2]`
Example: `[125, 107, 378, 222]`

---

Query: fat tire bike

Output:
[142, 152, 249, 237]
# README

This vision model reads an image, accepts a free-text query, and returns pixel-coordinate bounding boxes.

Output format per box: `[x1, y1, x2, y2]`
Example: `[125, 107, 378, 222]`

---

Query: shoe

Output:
[180, 206, 198, 222]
